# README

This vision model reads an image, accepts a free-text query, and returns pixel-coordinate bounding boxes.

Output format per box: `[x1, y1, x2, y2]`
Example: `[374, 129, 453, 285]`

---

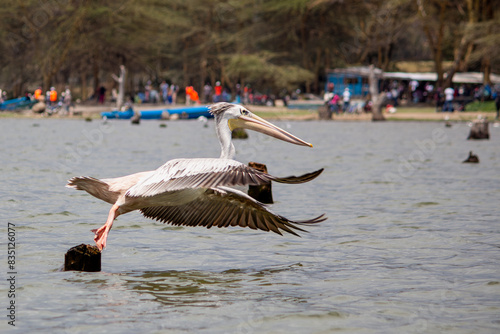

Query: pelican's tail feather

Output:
[66, 176, 117, 204]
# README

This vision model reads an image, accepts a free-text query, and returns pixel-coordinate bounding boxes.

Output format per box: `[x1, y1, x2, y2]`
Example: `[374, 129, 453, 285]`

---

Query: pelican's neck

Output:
[216, 121, 235, 159]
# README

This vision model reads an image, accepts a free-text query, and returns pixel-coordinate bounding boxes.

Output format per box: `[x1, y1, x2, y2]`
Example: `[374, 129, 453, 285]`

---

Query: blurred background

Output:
[0, 0, 498, 104]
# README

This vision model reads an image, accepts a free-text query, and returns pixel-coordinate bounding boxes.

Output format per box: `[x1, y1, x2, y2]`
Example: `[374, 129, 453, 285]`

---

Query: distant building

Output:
[326, 66, 500, 97]
[326, 67, 381, 96]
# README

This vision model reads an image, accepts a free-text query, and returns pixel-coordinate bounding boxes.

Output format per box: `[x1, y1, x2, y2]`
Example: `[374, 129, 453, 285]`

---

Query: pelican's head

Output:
[209, 102, 312, 148]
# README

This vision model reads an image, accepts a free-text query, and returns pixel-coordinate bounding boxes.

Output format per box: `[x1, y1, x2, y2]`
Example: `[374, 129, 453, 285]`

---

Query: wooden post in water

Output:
[131, 109, 141, 124]
[467, 119, 489, 140]
[248, 162, 273, 204]
[64, 244, 101, 272]
[463, 151, 479, 163]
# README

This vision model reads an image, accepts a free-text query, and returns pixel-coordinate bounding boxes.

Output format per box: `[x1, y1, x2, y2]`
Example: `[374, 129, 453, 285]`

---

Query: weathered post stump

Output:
[463, 151, 479, 163]
[468, 119, 489, 139]
[318, 105, 332, 120]
[248, 162, 273, 204]
[131, 112, 141, 124]
[64, 244, 101, 272]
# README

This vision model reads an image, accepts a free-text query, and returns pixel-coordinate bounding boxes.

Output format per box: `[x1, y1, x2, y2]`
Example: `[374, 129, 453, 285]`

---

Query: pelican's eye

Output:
[240, 108, 249, 116]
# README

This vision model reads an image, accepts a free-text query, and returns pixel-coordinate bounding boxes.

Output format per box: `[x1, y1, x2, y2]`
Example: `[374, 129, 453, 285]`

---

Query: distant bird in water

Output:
[67, 102, 325, 250]
[197, 115, 209, 128]
[463, 151, 479, 163]
[444, 115, 452, 127]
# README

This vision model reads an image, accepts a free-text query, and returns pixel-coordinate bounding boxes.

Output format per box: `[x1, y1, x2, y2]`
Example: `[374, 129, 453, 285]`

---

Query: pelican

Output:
[67, 102, 325, 250]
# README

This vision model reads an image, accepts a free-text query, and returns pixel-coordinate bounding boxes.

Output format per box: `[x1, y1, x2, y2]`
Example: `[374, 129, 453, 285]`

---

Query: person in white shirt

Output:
[443, 87, 454, 112]
[342, 88, 351, 112]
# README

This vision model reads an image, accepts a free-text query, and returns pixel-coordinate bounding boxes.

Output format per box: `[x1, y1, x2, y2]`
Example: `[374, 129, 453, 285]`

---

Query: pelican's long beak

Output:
[228, 114, 313, 147]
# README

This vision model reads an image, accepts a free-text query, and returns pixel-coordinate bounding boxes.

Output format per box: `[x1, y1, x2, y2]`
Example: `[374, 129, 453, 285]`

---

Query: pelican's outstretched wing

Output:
[140, 186, 326, 236]
[126, 158, 323, 198]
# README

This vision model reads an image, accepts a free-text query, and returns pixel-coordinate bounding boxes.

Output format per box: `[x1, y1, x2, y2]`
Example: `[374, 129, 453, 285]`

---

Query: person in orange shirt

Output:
[189, 87, 200, 104]
[49, 87, 57, 106]
[214, 81, 222, 102]
[34, 87, 42, 100]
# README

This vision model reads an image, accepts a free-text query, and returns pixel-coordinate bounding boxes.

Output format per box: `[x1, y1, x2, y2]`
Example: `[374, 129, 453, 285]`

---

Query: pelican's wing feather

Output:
[272, 168, 324, 184]
[127, 159, 324, 198]
[140, 186, 326, 236]
[126, 158, 275, 198]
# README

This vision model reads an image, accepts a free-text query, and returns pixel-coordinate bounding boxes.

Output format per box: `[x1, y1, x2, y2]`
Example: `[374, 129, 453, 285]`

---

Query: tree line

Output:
[0, 0, 498, 100]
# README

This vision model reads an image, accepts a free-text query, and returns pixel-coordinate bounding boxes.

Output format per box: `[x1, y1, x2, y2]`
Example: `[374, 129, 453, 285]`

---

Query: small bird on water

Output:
[67, 102, 325, 250]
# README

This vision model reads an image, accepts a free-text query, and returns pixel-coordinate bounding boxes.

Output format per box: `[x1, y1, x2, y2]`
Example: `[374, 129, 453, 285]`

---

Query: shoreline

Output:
[1, 103, 497, 122]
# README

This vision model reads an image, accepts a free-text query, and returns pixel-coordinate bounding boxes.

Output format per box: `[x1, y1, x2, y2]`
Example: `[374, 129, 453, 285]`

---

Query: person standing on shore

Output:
[160, 81, 169, 104]
[63, 87, 72, 115]
[324, 83, 334, 104]
[49, 87, 58, 106]
[170, 84, 178, 104]
[203, 83, 212, 103]
[342, 88, 351, 113]
[443, 86, 455, 112]
[34, 87, 42, 101]
[214, 81, 222, 102]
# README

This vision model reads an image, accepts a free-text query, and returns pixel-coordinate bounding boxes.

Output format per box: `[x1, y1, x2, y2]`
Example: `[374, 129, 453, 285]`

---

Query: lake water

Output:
[1, 117, 499, 333]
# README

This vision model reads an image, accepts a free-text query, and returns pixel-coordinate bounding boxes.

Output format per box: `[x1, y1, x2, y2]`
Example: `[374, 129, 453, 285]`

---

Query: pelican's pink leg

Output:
[92, 204, 120, 250]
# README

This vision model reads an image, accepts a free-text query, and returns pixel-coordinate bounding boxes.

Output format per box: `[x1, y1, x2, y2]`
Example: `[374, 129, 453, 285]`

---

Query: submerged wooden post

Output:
[463, 151, 479, 163]
[64, 244, 101, 272]
[248, 162, 273, 204]
[131, 109, 141, 124]
[468, 119, 489, 140]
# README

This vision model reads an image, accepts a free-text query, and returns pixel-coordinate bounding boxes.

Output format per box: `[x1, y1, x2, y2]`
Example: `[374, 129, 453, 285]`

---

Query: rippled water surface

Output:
[1, 117, 499, 333]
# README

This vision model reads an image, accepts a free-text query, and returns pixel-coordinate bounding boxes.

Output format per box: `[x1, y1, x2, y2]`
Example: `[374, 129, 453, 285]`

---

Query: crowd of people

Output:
[182, 82, 276, 106]
[392, 80, 500, 113]
[3, 77, 500, 120]
[323, 83, 354, 114]
[0, 86, 74, 115]
[322, 80, 500, 118]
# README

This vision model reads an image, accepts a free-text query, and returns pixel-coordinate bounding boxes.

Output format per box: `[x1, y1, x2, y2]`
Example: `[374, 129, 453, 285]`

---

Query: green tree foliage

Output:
[0, 0, 498, 98]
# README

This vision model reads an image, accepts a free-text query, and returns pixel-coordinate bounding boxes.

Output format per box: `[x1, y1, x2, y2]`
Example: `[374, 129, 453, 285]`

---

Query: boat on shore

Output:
[0, 97, 36, 111]
[101, 105, 212, 120]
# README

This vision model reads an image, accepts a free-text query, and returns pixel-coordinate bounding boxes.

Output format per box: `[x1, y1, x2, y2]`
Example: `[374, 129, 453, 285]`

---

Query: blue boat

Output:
[0, 97, 36, 111]
[101, 105, 212, 120]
